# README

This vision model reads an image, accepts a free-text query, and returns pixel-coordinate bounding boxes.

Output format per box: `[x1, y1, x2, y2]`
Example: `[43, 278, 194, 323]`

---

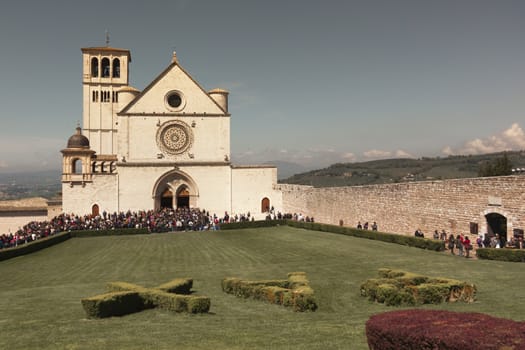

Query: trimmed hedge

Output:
[219, 220, 287, 230]
[366, 309, 525, 350]
[0, 231, 71, 262]
[157, 278, 193, 294]
[70, 228, 149, 238]
[221, 272, 317, 312]
[81, 291, 146, 318]
[81, 278, 210, 318]
[360, 268, 476, 306]
[476, 248, 525, 262]
[285, 220, 445, 251]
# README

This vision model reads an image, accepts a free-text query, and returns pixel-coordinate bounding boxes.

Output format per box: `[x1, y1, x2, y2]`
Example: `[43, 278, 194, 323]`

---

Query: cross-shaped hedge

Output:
[81, 278, 210, 318]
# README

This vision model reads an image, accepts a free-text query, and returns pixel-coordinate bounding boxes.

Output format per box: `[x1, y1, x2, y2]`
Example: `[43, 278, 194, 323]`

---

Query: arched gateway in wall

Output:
[152, 170, 199, 210]
[479, 207, 515, 242]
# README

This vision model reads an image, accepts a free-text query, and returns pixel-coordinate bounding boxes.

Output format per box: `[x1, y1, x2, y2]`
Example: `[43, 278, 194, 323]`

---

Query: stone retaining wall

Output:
[278, 175, 525, 238]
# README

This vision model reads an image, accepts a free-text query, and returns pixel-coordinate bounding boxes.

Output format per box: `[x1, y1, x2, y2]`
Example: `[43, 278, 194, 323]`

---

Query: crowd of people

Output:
[0, 208, 258, 250]
[3, 208, 522, 255]
[446, 233, 473, 258]
[357, 221, 378, 231]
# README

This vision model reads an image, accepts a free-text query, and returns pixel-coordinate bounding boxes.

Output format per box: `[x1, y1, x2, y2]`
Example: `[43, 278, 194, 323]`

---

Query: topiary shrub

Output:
[81, 278, 210, 318]
[81, 291, 147, 318]
[219, 220, 287, 230]
[360, 268, 476, 306]
[366, 309, 525, 350]
[476, 248, 525, 262]
[221, 272, 317, 312]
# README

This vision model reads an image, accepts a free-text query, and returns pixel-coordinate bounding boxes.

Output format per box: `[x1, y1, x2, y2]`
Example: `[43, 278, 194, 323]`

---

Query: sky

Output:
[0, 0, 524, 173]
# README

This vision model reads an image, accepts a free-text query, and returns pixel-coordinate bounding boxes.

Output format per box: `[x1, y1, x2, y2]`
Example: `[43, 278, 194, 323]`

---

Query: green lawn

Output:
[1, 226, 523, 349]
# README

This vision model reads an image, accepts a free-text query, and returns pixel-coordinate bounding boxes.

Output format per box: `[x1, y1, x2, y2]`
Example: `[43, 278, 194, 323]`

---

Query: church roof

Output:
[118, 57, 229, 115]
[117, 86, 140, 93]
[81, 47, 131, 61]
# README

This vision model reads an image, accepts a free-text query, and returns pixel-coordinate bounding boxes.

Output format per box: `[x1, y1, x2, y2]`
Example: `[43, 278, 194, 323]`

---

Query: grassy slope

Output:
[0, 227, 524, 349]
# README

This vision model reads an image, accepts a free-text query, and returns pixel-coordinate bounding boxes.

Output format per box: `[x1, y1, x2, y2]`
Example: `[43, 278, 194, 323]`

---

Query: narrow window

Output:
[112, 58, 120, 78]
[91, 57, 99, 77]
[101, 57, 110, 77]
[101, 91, 110, 103]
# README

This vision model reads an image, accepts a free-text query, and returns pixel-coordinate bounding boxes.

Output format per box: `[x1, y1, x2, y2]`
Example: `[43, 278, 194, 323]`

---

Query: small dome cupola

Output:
[67, 126, 90, 149]
[208, 88, 229, 113]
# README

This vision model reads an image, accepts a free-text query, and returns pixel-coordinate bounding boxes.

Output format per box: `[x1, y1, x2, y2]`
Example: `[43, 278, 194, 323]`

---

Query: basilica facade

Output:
[61, 45, 281, 218]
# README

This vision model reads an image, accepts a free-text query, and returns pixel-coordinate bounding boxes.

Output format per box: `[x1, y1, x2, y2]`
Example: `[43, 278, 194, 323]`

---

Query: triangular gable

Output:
[119, 62, 227, 115]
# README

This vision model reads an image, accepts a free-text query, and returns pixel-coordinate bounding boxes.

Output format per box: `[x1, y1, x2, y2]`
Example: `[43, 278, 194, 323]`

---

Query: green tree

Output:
[478, 152, 513, 177]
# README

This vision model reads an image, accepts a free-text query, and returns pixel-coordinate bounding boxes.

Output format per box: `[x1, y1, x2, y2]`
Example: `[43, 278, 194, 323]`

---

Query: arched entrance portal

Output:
[177, 188, 190, 208]
[152, 170, 199, 211]
[160, 189, 173, 209]
[486, 213, 507, 242]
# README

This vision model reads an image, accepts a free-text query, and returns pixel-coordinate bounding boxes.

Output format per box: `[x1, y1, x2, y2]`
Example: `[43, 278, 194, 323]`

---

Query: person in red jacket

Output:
[463, 235, 472, 258]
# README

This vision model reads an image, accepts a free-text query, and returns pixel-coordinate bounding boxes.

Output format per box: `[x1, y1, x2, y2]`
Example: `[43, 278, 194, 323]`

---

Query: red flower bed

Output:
[366, 309, 525, 350]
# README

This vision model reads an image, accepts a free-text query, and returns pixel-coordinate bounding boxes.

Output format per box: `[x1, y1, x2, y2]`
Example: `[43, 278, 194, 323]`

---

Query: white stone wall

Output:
[231, 166, 282, 219]
[61, 175, 118, 215]
[121, 116, 230, 163]
[0, 214, 47, 234]
[178, 165, 232, 215]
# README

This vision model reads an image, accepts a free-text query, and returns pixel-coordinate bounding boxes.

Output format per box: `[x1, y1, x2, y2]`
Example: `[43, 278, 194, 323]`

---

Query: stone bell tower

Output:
[81, 40, 131, 156]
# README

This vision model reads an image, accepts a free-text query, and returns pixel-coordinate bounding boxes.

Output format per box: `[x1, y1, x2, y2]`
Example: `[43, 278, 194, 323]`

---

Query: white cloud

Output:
[0, 160, 8, 169]
[341, 152, 356, 161]
[363, 149, 392, 159]
[503, 123, 525, 148]
[395, 150, 414, 158]
[442, 146, 454, 156]
[442, 123, 525, 155]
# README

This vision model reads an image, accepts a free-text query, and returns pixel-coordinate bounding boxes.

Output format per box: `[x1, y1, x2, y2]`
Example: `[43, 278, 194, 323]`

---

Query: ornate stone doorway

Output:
[152, 170, 198, 210]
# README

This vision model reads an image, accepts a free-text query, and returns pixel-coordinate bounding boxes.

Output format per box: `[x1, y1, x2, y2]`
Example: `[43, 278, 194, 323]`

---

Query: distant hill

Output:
[260, 161, 311, 180]
[279, 151, 525, 187]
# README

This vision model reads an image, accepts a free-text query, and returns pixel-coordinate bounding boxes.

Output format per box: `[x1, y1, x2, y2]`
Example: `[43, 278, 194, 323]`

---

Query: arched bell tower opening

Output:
[152, 170, 199, 211]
